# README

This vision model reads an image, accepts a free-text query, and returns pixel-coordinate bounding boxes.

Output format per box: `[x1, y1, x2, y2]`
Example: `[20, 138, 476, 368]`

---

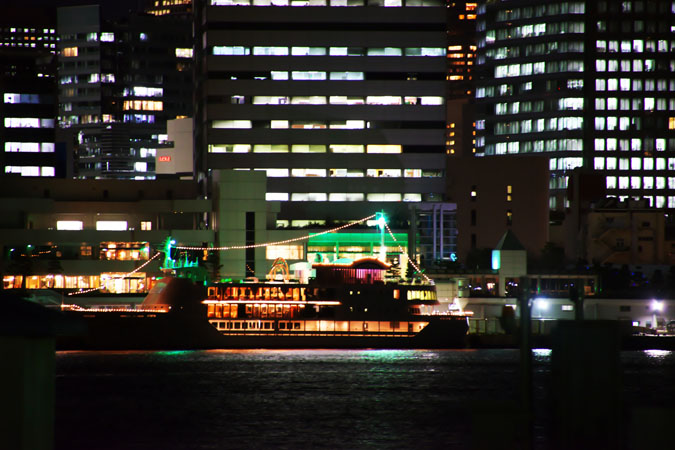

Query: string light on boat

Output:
[175, 214, 376, 251]
[67, 252, 162, 296]
[383, 223, 432, 284]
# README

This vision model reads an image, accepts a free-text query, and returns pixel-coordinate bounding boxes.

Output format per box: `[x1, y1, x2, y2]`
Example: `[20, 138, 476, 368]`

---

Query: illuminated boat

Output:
[57, 257, 469, 350]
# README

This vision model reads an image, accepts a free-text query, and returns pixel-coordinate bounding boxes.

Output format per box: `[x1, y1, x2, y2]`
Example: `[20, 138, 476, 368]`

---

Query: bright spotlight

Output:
[535, 298, 549, 310]
[651, 300, 664, 312]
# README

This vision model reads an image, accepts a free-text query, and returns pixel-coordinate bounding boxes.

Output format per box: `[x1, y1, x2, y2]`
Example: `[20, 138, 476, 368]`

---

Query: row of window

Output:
[494, 117, 583, 135]
[4, 142, 55, 153]
[486, 136, 675, 156]
[211, 0, 443, 6]
[593, 157, 675, 172]
[244, 95, 444, 105]
[492, 2, 585, 21]
[494, 60, 584, 78]
[265, 192, 424, 202]
[213, 46, 445, 57]
[3, 93, 53, 104]
[596, 78, 674, 93]
[594, 138, 672, 152]
[0, 42, 55, 49]
[597, 39, 673, 54]
[606, 176, 675, 193]
[484, 22, 585, 45]
[212, 120, 439, 130]
[5, 166, 55, 177]
[489, 139, 583, 155]
[597, 98, 675, 112]
[121, 86, 164, 98]
[482, 96, 675, 115]
[222, 71, 440, 81]
[211, 144, 414, 153]
[486, 41, 585, 61]
[122, 100, 163, 111]
[2, 27, 55, 34]
[4, 118, 54, 129]
[240, 168, 443, 178]
[59, 74, 116, 85]
[56, 221, 153, 231]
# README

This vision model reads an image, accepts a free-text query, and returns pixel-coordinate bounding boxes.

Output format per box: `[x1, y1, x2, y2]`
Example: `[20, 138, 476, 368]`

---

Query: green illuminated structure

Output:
[307, 231, 407, 263]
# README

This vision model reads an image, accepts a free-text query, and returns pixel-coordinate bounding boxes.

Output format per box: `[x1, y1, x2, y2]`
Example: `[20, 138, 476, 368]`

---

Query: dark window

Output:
[620, 305, 631, 312]
[470, 209, 477, 226]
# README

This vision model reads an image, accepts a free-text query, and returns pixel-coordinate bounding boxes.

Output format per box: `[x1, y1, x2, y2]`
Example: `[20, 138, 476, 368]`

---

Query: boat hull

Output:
[56, 313, 469, 350]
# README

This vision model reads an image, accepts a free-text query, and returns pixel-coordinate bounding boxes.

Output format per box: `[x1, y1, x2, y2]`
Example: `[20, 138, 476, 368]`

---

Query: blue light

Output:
[491, 250, 500, 270]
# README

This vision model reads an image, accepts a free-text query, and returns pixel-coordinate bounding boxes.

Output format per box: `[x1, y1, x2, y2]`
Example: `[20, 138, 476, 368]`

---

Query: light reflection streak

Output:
[643, 349, 672, 359]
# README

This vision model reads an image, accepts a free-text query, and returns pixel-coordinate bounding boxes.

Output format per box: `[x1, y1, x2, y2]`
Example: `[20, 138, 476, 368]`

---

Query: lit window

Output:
[141, 221, 152, 230]
[213, 46, 250, 55]
[265, 193, 289, 201]
[253, 144, 288, 153]
[96, 221, 128, 231]
[594, 157, 605, 170]
[175, 48, 193, 58]
[366, 145, 401, 154]
[292, 71, 326, 80]
[212, 120, 252, 129]
[291, 193, 327, 202]
[100, 32, 114, 42]
[291, 47, 326, 56]
[366, 193, 402, 202]
[368, 169, 402, 178]
[291, 145, 325, 153]
[62, 46, 78, 57]
[329, 145, 363, 153]
[57, 220, 83, 230]
[291, 168, 326, 177]
[328, 193, 365, 201]
[266, 245, 304, 260]
[253, 46, 288, 56]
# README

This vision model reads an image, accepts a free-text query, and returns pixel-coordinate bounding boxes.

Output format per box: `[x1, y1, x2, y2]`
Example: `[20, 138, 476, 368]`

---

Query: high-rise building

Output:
[145, 0, 193, 16]
[474, 0, 675, 211]
[57, 5, 193, 179]
[1, 8, 62, 178]
[194, 0, 449, 227]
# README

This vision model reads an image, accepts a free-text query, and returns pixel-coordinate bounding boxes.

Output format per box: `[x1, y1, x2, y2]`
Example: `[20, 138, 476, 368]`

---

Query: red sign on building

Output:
[158, 156, 171, 162]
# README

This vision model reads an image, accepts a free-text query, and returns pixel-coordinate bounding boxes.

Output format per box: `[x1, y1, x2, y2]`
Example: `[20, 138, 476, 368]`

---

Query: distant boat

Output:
[57, 257, 470, 350]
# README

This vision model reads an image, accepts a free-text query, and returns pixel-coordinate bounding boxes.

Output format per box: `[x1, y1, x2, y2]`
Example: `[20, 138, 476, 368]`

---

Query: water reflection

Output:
[643, 349, 672, 359]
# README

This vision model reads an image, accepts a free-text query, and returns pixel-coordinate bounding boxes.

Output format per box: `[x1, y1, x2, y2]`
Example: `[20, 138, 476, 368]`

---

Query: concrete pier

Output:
[0, 291, 74, 450]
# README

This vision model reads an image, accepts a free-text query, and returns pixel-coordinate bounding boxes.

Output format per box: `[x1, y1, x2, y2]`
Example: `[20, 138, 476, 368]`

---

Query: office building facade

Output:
[194, 0, 449, 226]
[475, 0, 675, 211]
[1, 8, 62, 178]
[57, 5, 193, 179]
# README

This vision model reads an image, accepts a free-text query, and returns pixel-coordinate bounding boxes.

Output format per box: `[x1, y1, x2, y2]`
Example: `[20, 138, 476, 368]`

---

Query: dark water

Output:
[55, 349, 675, 450]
